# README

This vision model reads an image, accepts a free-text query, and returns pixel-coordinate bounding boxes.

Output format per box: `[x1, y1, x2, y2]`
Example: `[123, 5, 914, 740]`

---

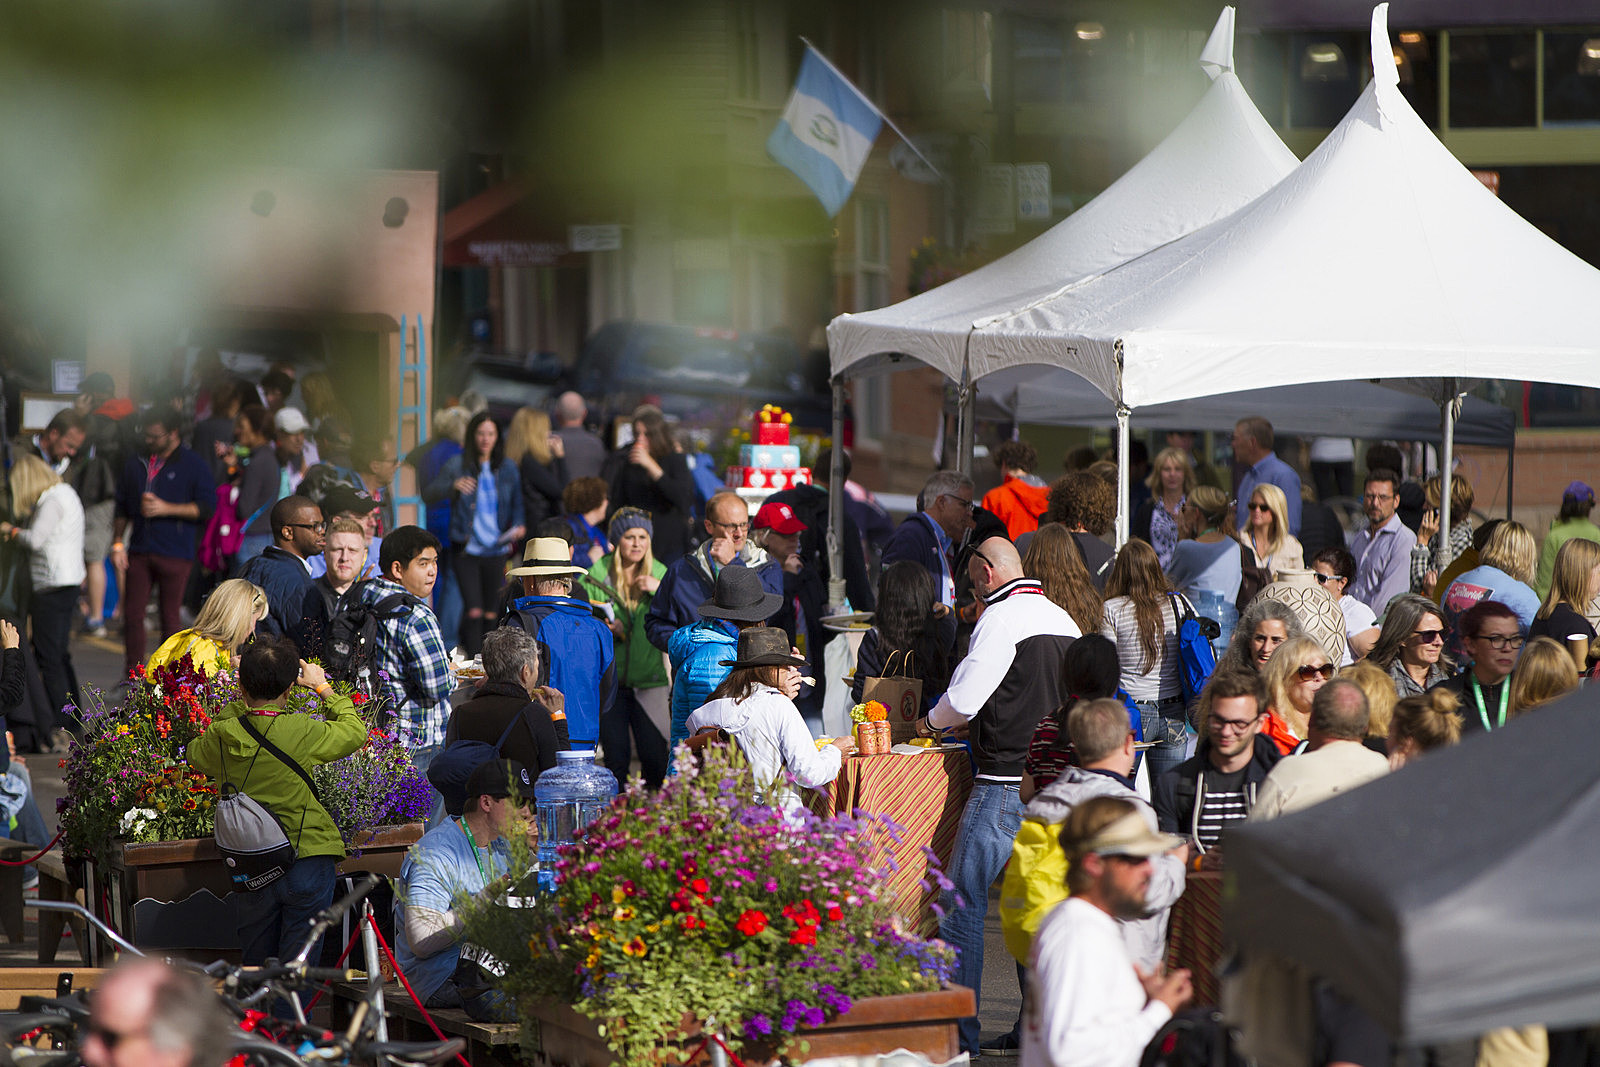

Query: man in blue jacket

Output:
[112, 408, 216, 676]
[240, 495, 327, 657]
[666, 565, 781, 750]
[881, 471, 975, 607]
[503, 537, 614, 749]
[646, 490, 783, 652]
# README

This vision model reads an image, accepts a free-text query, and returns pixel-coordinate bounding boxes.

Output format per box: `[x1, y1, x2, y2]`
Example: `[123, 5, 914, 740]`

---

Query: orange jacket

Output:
[1260, 711, 1302, 756]
[982, 476, 1051, 540]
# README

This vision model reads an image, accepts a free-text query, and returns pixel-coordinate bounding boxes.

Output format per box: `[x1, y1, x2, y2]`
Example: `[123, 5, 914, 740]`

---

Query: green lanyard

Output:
[458, 818, 490, 885]
[1470, 675, 1508, 732]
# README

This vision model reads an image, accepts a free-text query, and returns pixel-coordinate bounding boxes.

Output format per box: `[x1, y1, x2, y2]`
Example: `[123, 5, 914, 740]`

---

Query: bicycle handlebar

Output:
[25, 900, 143, 957]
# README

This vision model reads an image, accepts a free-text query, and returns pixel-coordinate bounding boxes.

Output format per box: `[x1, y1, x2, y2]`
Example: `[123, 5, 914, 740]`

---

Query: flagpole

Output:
[797, 37, 945, 181]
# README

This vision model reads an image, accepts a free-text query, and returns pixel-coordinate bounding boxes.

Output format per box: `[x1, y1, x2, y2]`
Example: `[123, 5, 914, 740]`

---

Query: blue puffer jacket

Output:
[667, 619, 738, 749]
[504, 595, 615, 747]
[422, 455, 525, 551]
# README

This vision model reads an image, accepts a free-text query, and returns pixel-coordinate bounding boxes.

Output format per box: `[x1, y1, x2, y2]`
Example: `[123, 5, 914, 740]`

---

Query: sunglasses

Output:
[1410, 629, 1445, 644]
[1314, 572, 1344, 585]
[1247, 502, 1272, 512]
[1296, 662, 1336, 681]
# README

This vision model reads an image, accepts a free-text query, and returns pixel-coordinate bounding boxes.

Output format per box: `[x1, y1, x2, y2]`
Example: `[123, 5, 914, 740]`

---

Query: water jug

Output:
[534, 750, 618, 883]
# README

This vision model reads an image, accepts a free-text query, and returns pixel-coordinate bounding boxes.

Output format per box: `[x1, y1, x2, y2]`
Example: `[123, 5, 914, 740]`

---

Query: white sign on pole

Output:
[1016, 163, 1052, 221]
[51, 360, 85, 395]
[569, 224, 623, 252]
[970, 164, 1016, 236]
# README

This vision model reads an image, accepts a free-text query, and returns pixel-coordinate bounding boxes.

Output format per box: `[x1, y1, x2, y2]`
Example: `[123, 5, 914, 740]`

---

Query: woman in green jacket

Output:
[186, 636, 367, 966]
[585, 508, 669, 790]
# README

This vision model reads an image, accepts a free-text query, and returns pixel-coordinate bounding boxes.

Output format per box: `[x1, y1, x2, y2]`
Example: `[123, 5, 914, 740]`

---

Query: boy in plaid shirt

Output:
[358, 526, 453, 770]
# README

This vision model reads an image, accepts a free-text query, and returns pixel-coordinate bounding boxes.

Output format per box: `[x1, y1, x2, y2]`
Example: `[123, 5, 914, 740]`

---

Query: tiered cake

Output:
[726, 405, 812, 492]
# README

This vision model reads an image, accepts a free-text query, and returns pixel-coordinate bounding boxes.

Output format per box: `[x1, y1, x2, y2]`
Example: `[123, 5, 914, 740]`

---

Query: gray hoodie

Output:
[1024, 766, 1187, 969]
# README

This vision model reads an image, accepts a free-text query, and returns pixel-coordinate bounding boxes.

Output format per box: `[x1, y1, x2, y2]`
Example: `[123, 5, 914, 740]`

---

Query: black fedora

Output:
[719, 627, 807, 670]
[697, 565, 782, 623]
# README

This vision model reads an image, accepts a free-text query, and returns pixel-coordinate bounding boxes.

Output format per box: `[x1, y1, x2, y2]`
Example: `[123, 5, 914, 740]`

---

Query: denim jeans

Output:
[939, 779, 1024, 1054]
[236, 854, 337, 966]
[1136, 698, 1189, 784]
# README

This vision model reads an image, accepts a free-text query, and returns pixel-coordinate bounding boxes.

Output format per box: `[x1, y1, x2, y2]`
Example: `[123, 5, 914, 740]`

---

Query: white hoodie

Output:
[687, 684, 842, 816]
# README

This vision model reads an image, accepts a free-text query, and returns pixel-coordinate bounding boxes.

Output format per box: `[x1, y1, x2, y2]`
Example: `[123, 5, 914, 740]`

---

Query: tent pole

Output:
[957, 372, 975, 478]
[827, 378, 847, 610]
[1506, 427, 1516, 518]
[1438, 380, 1457, 570]
[1115, 405, 1132, 549]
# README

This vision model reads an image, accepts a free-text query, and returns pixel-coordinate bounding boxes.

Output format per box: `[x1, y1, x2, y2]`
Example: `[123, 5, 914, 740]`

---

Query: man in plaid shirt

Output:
[360, 526, 453, 769]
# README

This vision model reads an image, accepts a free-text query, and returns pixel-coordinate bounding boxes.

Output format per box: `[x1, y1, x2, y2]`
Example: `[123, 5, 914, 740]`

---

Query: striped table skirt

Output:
[807, 749, 974, 935]
[1166, 870, 1224, 1006]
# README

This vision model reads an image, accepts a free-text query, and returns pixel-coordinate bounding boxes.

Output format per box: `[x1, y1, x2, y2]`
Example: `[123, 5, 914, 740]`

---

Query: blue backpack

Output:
[1166, 592, 1219, 715]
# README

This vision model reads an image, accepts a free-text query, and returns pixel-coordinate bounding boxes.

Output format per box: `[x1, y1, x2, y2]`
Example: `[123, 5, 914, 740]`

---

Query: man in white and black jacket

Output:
[917, 535, 1079, 1056]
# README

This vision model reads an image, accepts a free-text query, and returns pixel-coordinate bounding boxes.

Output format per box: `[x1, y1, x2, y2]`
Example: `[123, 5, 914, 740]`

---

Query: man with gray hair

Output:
[1250, 679, 1389, 820]
[881, 470, 976, 606]
[553, 391, 605, 481]
[443, 626, 569, 779]
[82, 958, 233, 1067]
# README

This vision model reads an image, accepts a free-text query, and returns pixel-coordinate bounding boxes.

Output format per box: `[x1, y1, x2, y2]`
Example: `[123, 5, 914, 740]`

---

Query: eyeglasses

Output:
[1363, 492, 1395, 502]
[1473, 633, 1525, 650]
[1296, 663, 1336, 681]
[1209, 715, 1261, 734]
[1247, 502, 1271, 512]
[286, 522, 326, 534]
[1410, 629, 1445, 644]
[938, 494, 977, 514]
[709, 519, 750, 533]
[1313, 572, 1344, 585]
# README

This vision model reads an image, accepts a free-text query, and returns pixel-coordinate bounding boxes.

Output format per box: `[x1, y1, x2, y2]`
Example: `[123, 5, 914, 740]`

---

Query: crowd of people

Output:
[17, 376, 1597, 1065]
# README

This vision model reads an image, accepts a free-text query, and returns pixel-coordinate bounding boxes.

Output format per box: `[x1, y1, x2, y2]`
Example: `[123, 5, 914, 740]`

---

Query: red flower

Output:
[736, 910, 768, 936]
[690, 877, 710, 896]
[681, 915, 706, 932]
[351, 692, 368, 706]
[827, 905, 843, 922]
[788, 923, 818, 946]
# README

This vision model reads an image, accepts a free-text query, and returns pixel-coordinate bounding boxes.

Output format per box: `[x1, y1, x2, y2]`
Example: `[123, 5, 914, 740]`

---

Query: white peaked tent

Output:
[819, 8, 1297, 594]
[968, 4, 1600, 543]
[826, 7, 1298, 384]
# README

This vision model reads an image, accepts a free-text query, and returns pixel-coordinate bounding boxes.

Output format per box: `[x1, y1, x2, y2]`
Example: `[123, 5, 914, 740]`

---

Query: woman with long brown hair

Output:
[686, 627, 853, 816]
[1021, 523, 1103, 636]
[1099, 539, 1187, 780]
[607, 406, 695, 563]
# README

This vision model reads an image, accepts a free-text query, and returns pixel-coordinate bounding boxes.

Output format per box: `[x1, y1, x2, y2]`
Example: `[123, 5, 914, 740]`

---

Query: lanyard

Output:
[458, 817, 490, 885]
[1470, 674, 1508, 731]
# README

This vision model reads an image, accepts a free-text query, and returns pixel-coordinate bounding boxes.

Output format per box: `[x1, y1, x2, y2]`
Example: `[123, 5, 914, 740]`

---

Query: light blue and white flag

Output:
[767, 46, 884, 217]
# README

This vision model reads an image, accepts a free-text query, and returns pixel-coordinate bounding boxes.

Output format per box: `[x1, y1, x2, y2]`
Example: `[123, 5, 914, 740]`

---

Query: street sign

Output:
[569, 224, 623, 252]
[1016, 163, 1052, 222]
[970, 164, 1016, 235]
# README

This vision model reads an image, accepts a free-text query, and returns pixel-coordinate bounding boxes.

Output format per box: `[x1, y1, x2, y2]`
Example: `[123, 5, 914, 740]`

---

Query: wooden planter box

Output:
[523, 986, 975, 1066]
[86, 823, 422, 963]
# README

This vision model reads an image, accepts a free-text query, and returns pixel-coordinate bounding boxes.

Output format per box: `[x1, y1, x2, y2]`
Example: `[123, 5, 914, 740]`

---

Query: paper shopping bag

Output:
[861, 651, 924, 744]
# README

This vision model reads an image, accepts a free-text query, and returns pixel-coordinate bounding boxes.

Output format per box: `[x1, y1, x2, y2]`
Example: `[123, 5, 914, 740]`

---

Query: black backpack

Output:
[1141, 1008, 1248, 1067]
[324, 581, 419, 699]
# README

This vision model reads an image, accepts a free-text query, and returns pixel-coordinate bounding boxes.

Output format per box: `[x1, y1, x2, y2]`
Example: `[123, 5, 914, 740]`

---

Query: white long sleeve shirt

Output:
[1021, 898, 1173, 1067]
[687, 684, 842, 816]
[16, 483, 85, 589]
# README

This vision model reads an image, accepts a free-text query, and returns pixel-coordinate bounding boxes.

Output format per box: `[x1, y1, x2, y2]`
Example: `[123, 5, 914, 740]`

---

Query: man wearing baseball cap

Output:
[1020, 795, 1192, 1067]
[395, 758, 530, 1022]
[503, 537, 615, 750]
[1535, 480, 1600, 597]
[274, 407, 314, 496]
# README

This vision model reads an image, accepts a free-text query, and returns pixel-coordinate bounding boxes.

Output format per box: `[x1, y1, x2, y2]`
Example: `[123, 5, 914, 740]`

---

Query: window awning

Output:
[440, 182, 582, 268]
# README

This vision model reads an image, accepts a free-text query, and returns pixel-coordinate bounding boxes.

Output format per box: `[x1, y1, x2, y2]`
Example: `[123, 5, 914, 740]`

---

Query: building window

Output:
[1543, 31, 1600, 125]
[854, 199, 889, 312]
[731, 5, 762, 103]
[1448, 32, 1536, 128]
[1012, 16, 1064, 105]
[942, 9, 993, 102]
[1288, 32, 1364, 128]
[1394, 31, 1439, 128]
[854, 375, 893, 444]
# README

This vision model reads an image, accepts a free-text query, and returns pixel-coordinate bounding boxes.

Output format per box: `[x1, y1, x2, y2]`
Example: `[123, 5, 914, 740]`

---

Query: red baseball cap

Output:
[753, 501, 808, 535]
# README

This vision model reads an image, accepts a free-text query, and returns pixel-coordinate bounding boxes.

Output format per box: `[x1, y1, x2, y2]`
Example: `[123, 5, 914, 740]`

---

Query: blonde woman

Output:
[1336, 659, 1399, 752]
[1238, 483, 1303, 579]
[1260, 635, 1334, 753]
[1441, 520, 1541, 649]
[1133, 447, 1195, 569]
[1410, 473, 1474, 596]
[585, 508, 668, 790]
[505, 406, 568, 533]
[1528, 537, 1600, 666]
[1386, 688, 1462, 768]
[1507, 636, 1579, 717]
[0, 455, 84, 742]
[147, 579, 269, 677]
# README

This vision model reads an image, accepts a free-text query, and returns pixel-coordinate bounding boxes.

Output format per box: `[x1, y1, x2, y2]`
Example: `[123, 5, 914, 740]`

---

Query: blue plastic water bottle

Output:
[534, 750, 618, 891]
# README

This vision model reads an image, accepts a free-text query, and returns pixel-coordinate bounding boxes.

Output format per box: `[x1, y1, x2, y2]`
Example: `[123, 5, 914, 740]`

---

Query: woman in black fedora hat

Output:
[686, 627, 854, 816]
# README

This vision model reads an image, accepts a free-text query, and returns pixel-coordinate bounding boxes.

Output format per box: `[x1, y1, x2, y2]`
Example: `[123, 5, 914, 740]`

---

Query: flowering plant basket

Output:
[458, 747, 957, 1067]
[59, 656, 431, 870]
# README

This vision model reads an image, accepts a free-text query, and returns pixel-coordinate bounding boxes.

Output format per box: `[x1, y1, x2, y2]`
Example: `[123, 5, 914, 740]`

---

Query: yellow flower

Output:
[623, 937, 647, 958]
[645, 923, 660, 934]
[614, 906, 636, 922]
[613, 886, 628, 905]
[585, 949, 601, 968]
[586, 922, 602, 941]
